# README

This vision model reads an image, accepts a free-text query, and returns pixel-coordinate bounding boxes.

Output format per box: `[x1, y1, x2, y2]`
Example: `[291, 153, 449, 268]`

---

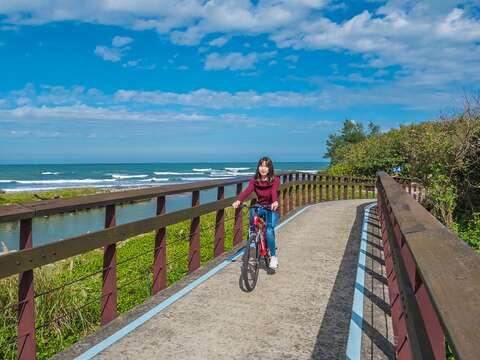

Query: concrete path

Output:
[62, 199, 394, 359]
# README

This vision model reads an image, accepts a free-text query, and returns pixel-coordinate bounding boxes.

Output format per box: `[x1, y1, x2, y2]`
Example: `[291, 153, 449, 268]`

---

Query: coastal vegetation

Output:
[325, 100, 480, 251]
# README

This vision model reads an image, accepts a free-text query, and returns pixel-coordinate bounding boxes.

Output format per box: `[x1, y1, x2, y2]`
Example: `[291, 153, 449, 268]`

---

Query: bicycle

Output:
[240, 204, 274, 291]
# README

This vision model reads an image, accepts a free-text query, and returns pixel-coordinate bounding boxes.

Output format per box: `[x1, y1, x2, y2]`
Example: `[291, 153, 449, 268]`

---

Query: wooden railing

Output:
[0, 172, 376, 359]
[376, 171, 480, 360]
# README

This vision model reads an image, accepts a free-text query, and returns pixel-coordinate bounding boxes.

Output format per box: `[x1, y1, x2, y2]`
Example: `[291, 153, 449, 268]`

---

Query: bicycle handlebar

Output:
[238, 203, 273, 211]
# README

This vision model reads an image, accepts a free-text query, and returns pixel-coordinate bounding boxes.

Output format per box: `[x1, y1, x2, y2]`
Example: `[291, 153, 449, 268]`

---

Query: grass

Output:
[0, 182, 374, 359]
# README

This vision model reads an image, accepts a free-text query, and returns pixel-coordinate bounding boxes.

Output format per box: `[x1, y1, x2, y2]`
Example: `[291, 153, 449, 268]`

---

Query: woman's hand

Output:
[271, 201, 279, 211]
[232, 200, 241, 209]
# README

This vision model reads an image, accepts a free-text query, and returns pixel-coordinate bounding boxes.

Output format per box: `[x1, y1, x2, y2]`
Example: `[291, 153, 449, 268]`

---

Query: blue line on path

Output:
[75, 204, 314, 359]
[345, 202, 377, 360]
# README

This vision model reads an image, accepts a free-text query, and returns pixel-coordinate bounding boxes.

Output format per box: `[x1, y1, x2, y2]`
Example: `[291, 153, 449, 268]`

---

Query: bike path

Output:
[57, 199, 393, 359]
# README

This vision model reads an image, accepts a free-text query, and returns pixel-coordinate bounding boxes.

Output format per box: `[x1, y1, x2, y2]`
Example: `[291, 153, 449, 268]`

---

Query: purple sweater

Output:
[238, 176, 280, 206]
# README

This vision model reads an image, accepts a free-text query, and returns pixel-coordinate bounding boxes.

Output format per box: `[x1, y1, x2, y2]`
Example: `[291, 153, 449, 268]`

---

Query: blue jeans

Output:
[249, 206, 279, 256]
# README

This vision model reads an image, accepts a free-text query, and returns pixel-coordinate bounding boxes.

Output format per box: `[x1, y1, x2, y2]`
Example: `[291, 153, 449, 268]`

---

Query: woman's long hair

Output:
[255, 156, 275, 183]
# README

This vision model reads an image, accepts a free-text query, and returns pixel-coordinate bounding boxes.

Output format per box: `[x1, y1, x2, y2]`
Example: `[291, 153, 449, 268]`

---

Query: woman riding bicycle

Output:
[232, 156, 280, 269]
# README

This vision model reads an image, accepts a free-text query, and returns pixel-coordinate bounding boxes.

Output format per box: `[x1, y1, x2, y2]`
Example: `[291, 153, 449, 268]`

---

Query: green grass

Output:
[0, 182, 374, 359]
[0, 188, 109, 206]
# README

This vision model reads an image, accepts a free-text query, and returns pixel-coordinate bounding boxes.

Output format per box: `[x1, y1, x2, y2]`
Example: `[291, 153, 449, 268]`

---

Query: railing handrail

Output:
[0, 171, 376, 223]
[377, 171, 480, 360]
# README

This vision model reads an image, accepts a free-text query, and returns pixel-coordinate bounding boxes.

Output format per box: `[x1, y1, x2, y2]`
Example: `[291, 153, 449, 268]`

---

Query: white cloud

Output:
[208, 36, 229, 47]
[95, 36, 134, 62]
[204, 51, 276, 70]
[284, 54, 299, 62]
[1, 82, 462, 113]
[112, 35, 133, 47]
[94, 45, 123, 62]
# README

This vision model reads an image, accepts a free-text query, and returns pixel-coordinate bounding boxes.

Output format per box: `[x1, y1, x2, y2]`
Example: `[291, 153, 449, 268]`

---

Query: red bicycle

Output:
[241, 204, 272, 291]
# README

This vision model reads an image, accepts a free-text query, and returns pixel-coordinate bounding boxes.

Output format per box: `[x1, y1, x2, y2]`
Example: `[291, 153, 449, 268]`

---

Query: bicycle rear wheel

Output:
[242, 233, 259, 291]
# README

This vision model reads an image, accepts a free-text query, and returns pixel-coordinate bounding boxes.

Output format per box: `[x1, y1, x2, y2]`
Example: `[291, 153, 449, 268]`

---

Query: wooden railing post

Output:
[282, 175, 288, 217]
[307, 174, 312, 204]
[331, 176, 335, 200]
[313, 175, 317, 203]
[302, 174, 307, 206]
[101, 204, 117, 326]
[325, 175, 330, 201]
[152, 196, 167, 294]
[295, 173, 300, 208]
[319, 175, 323, 201]
[189, 190, 201, 273]
[288, 174, 294, 211]
[18, 218, 36, 360]
[351, 178, 356, 199]
[214, 186, 225, 257]
[233, 183, 243, 246]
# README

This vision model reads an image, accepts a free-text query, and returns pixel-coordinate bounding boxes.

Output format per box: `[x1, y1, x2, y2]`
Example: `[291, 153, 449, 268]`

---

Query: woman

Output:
[232, 156, 280, 269]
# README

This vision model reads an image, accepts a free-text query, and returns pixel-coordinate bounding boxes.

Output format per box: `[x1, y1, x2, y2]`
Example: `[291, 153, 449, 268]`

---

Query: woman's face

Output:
[258, 161, 269, 177]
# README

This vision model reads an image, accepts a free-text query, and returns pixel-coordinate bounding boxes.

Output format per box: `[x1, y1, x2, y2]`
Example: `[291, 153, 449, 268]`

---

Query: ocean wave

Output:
[109, 174, 149, 179]
[192, 168, 212, 172]
[139, 177, 169, 182]
[296, 170, 318, 173]
[14, 179, 118, 185]
[224, 167, 250, 171]
[41, 172, 61, 175]
[2, 184, 122, 192]
[153, 172, 199, 175]
[0, 180, 15, 183]
[181, 177, 234, 181]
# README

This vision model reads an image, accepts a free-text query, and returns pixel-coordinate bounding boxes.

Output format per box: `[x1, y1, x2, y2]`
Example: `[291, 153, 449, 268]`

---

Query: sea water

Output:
[0, 162, 328, 253]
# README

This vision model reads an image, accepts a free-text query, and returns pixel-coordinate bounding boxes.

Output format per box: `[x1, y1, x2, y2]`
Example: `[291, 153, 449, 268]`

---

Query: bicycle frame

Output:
[251, 206, 269, 257]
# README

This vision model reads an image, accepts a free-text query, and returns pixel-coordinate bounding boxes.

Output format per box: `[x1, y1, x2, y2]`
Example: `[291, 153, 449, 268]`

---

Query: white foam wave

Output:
[139, 178, 169, 182]
[296, 170, 318, 173]
[224, 167, 250, 171]
[109, 174, 149, 179]
[0, 180, 15, 183]
[153, 172, 199, 175]
[2, 184, 122, 192]
[41, 172, 61, 175]
[14, 179, 117, 185]
[181, 177, 233, 181]
[192, 168, 212, 172]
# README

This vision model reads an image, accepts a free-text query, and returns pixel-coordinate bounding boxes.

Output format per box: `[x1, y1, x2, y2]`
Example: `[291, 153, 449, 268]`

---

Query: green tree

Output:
[324, 119, 379, 164]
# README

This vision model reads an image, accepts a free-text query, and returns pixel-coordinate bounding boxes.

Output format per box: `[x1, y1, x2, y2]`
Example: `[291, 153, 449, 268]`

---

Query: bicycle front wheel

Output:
[242, 233, 259, 291]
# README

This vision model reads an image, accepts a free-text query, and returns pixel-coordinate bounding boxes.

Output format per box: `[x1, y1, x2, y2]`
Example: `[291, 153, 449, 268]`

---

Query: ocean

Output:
[0, 162, 328, 253]
[0, 162, 328, 192]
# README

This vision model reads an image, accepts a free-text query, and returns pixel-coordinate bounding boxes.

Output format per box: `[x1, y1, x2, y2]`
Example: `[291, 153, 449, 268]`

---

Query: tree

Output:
[325, 119, 378, 164]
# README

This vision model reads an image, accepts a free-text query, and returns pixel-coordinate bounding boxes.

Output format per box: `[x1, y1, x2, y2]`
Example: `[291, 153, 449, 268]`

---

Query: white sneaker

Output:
[270, 256, 278, 269]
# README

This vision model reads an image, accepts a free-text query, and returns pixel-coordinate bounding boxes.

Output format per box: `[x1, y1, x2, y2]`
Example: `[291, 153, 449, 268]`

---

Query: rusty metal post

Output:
[152, 196, 167, 294]
[18, 218, 36, 360]
[189, 190, 201, 273]
[214, 186, 225, 257]
[233, 183, 243, 246]
[101, 204, 117, 326]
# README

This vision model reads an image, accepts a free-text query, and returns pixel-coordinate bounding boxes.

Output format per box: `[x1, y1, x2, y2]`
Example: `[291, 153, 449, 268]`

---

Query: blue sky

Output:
[0, 0, 479, 164]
